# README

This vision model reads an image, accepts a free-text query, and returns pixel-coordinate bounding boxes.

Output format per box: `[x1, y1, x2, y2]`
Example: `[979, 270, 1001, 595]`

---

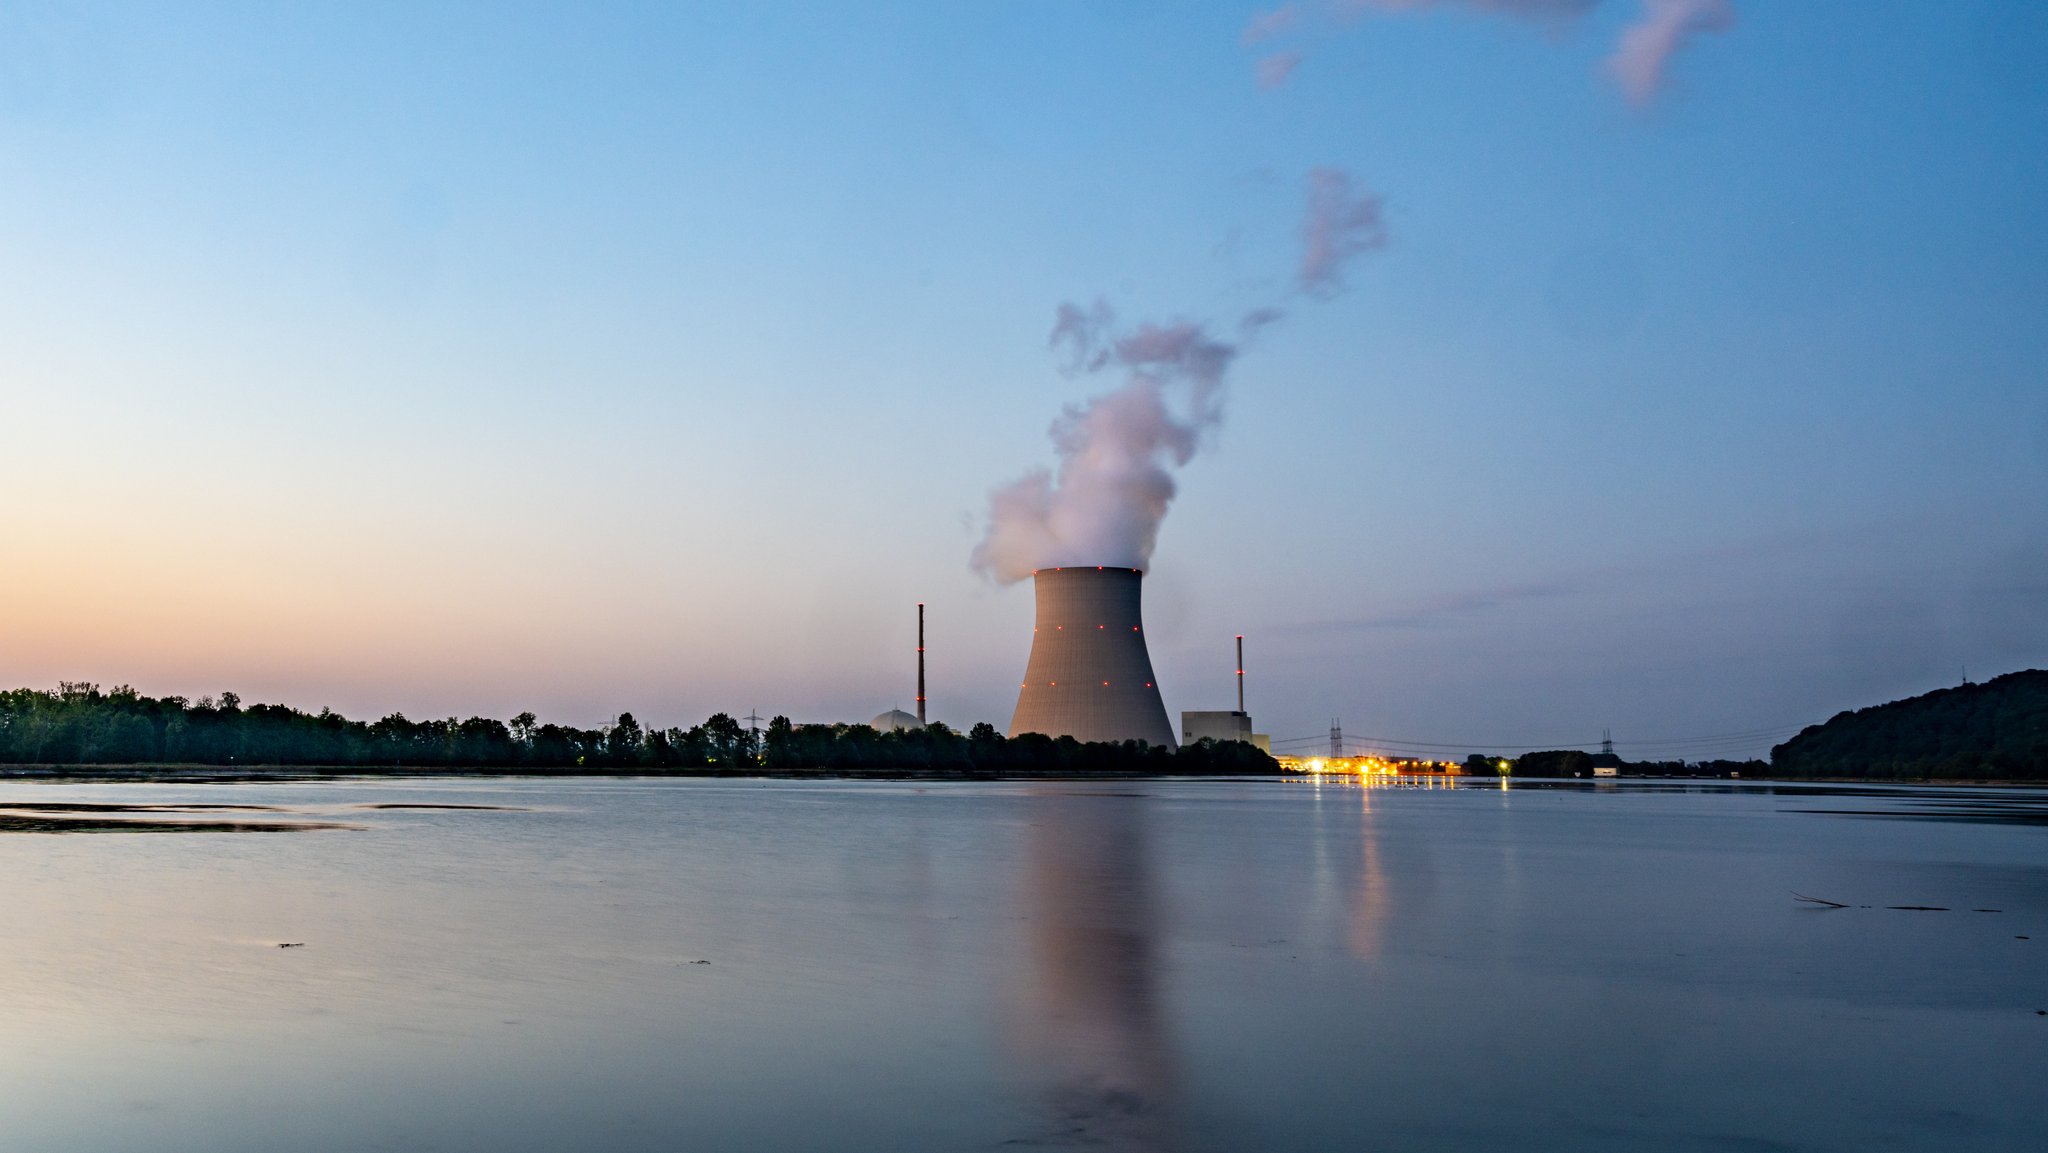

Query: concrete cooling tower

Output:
[1009, 566, 1176, 748]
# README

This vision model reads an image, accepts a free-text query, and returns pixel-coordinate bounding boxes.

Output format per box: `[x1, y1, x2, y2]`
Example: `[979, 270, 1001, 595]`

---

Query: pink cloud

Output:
[1257, 52, 1304, 88]
[1293, 0, 1732, 105]
[1242, 5, 1300, 43]
[1299, 167, 1388, 297]
[1607, 0, 1735, 105]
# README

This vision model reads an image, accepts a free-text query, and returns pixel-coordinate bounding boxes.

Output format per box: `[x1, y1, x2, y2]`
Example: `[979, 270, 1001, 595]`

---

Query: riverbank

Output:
[2, 765, 2042, 787]
[0, 763, 1286, 783]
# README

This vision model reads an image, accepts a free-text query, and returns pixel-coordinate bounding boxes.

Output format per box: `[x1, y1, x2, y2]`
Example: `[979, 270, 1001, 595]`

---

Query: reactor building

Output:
[1180, 634, 1270, 752]
[1009, 566, 1176, 748]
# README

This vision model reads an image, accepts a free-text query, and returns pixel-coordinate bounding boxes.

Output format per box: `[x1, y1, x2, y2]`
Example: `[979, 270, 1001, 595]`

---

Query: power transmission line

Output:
[1268, 722, 1806, 755]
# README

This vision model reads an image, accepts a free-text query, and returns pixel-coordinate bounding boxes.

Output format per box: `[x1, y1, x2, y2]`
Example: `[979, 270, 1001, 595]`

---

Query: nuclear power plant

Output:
[1009, 566, 1176, 748]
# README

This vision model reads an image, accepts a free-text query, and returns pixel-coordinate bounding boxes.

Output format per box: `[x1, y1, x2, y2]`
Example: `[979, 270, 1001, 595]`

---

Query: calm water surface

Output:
[1, 777, 2042, 1152]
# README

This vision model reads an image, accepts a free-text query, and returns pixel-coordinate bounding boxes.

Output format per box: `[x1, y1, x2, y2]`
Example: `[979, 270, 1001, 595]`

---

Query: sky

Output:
[1, 1, 2044, 759]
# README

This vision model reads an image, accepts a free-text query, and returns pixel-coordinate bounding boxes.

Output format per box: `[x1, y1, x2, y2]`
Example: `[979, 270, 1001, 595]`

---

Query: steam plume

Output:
[972, 307, 1238, 583]
[1607, 0, 1734, 106]
[1300, 167, 1387, 297]
[975, 170, 1387, 583]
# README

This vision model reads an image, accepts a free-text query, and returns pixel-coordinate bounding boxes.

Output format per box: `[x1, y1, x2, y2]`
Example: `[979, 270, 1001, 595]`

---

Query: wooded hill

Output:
[1769, 669, 2048, 780]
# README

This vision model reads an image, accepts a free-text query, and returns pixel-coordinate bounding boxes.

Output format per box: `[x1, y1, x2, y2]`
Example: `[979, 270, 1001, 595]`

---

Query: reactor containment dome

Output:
[1009, 566, 1176, 748]
[871, 709, 924, 733]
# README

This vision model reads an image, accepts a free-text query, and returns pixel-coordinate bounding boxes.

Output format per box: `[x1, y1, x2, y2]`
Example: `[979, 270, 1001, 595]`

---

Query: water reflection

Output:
[0, 798, 349, 833]
[1, 778, 2042, 1152]
[1010, 788, 1179, 1150]
[1348, 812, 1392, 962]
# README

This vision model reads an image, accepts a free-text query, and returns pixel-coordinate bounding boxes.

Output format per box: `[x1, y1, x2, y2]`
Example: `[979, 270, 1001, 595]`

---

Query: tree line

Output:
[1463, 751, 1764, 779]
[1441, 668, 2048, 781]
[1769, 669, 2047, 780]
[0, 683, 1279, 775]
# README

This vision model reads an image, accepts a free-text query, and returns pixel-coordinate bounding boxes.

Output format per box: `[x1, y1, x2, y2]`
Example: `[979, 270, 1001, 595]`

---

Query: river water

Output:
[0, 776, 2042, 1152]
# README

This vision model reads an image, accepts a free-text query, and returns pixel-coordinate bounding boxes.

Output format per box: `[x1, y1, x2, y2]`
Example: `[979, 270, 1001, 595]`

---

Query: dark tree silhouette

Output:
[0, 683, 1282, 776]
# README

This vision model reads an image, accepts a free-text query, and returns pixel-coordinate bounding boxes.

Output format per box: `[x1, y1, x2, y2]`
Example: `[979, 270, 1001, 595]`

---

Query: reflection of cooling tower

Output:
[1010, 567, 1176, 748]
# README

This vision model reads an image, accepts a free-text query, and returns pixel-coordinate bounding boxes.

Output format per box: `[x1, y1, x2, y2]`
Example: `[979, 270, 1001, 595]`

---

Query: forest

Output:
[1769, 669, 2048, 780]
[1465, 750, 1764, 778]
[0, 683, 1279, 776]
[1442, 671, 2048, 780]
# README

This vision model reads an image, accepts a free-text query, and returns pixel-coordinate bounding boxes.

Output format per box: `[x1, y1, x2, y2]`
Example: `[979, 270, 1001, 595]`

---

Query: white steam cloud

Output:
[973, 171, 1385, 583]
[970, 306, 1238, 582]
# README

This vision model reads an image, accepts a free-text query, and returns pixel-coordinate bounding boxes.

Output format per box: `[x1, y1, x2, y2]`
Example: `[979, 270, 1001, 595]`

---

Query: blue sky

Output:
[1, 1, 2043, 758]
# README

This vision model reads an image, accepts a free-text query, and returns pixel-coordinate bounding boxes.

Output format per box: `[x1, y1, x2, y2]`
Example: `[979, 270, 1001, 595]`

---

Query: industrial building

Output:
[1009, 567, 1176, 748]
[1179, 635, 1270, 751]
[1181, 710, 1268, 751]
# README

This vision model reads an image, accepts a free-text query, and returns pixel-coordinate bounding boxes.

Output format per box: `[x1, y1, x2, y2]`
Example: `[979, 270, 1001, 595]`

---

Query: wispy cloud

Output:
[1287, 580, 1579, 633]
[1242, 4, 1301, 43]
[1606, 0, 1735, 106]
[1247, 0, 1734, 104]
[1256, 51, 1304, 89]
[1299, 167, 1388, 297]
[1280, 529, 1851, 635]
[1336, 0, 1596, 20]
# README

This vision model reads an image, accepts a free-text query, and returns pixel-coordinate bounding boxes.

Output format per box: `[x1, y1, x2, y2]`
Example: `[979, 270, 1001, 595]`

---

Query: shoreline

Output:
[0, 765, 2041, 788]
[0, 764, 1273, 784]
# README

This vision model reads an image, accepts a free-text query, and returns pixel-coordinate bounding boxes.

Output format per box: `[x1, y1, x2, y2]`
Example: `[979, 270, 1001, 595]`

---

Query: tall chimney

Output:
[1236, 634, 1245, 715]
[916, 602, 927, 726]
[1009, 567, 1176, 748]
